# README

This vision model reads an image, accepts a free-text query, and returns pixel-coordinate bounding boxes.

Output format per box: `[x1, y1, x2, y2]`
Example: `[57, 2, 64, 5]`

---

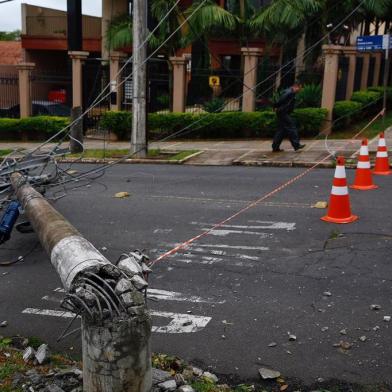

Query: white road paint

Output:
[192, 221, 296, 231]
[50, 287, 221, 304]
[193, 244, 270, 251]
[153, 229, 173, 234]
[151, 195, 312, 209]
[202, 229, 272, 237]
[23, 308, 76, 319]
[151, 311, 211, 334]
[148, 288, 224, 304]
[246, 221, 296, 231]
[22, 308, 211, 334]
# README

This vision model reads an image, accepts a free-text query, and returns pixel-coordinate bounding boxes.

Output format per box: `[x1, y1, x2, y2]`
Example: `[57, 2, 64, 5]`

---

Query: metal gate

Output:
[30, 70, 72, 115]
[120, 58, 171, 114]
[354, 57, 364, 92]
[83, 59, 110, 138]
[335, 56, 349, 101]
[0, 71, 19, 117]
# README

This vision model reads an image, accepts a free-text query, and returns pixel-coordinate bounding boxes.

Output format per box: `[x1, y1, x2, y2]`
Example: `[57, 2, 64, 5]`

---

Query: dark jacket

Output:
[274, 88, 296, 115]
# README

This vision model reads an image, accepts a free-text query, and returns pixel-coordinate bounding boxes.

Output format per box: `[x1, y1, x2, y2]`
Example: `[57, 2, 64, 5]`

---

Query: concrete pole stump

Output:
[82, 315, 152, 392]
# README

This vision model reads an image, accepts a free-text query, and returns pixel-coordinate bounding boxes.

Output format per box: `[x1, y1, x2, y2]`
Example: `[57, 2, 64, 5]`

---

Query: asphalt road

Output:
[0, 164, 391, 387]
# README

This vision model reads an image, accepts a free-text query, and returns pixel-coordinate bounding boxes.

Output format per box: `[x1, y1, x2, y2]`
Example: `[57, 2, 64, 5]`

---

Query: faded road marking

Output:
[193, 221, 296, 231]
[148, 288, 225, 304]
[151, 311, 211, 334]
[22, 308, 212, 334]
[151, 195, 312, 208]
[51, 287, 222, 304]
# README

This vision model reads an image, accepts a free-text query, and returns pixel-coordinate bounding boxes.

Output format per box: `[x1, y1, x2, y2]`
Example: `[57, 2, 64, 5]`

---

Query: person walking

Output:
[272, 83, 306, 152]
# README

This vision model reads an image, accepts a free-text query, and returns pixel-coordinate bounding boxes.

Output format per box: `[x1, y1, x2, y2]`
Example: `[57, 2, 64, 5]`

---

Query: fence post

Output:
[345, 47, 357, 100]
[361, 52, 371, 90]
[68, 51, 89, 109]
[321, 45, 341, 134]
[170, 56, 189, 113]
[17, 62, 35, 118]
[110, 51, 127, 111]
[241, 48, 263, 112]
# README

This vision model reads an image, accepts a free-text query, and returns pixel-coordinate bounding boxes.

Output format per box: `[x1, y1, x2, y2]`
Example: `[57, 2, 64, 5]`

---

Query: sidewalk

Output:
[0, 129, 390, 168]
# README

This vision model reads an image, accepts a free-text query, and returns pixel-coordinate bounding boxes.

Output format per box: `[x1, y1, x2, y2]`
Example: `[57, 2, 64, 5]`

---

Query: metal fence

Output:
[186, 67, 243, 113]
[0, 72, 19, 117]
[120, 58, 171, 114]
[83, 59, 110, 138]
[30, 70, 72, 116]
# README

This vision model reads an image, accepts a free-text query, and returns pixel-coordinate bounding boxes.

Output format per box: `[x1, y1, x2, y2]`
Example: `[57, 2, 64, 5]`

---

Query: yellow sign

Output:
[209, 76, 220, 87]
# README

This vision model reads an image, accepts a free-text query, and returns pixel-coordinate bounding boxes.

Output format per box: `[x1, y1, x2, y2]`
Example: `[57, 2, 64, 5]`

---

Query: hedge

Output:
[333, 87, 386, 130]
[351, 90, 382, 106]
[333, 100, 363, 129]
[0, 116, 70, 140]
[101, 108, 328, 140]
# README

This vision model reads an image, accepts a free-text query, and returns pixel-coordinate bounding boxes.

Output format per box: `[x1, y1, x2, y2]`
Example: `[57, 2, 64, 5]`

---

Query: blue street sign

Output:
[357, 35, 392, 51]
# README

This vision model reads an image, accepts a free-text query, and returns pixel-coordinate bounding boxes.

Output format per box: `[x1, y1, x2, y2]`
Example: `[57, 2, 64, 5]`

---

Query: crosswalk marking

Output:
[22, 308, 212, 334]
[50, 287, 223, 304]
[23, 287, 216, 334]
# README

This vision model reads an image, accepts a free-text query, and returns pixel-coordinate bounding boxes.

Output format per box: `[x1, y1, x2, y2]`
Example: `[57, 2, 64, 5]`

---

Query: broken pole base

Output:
[82, 313, 152, 392]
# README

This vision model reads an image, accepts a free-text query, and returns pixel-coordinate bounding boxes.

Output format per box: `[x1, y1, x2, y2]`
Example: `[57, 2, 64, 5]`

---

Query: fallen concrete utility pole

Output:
[11, 172, 152, 392]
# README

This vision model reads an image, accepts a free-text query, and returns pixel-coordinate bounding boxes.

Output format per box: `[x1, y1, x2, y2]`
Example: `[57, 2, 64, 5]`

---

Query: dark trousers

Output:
[272, 112, 301, 150]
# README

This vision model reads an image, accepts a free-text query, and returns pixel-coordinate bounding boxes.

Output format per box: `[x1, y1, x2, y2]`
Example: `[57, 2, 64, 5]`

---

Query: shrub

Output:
[296, 84, 322, 108]
[351, 90, 382, 106]
[148, 108, 327, 138]
[368, 86, 392, 105]
[202, 97, 225, 113]
[0, 116, 69, 140]
[333, 100, 363, 129]
[293, 108, 328, 135]
[101, 109, 328, 140]
[100, 111, 132, 140]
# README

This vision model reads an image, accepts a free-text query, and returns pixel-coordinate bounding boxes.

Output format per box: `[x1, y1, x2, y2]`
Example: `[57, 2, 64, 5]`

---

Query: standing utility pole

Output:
[131, 0, 148, 157]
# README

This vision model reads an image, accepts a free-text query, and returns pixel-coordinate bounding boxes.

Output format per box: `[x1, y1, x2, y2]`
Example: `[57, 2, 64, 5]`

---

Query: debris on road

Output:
[323, 291, 332, 297]
[335, 341, 352, 351]
[202, 371, 219, 383]
[359, 336, 367, 342]
[288, 334, 297, 341]
[258, 367, 281, 380]
[370, 304, 381, 311]
[35, 343, 50, 364]
[22, 346, 35, 363]
[313, 201, 328, 209]
[268, 342, 278, 347]
[114, 191, 131, 198]
[0, 320, 8, 327]
[383, 316, 391, 322]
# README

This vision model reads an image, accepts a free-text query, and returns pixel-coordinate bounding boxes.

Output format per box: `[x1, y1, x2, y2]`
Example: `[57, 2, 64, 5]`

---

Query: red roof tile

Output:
[0, 41, 22, 65]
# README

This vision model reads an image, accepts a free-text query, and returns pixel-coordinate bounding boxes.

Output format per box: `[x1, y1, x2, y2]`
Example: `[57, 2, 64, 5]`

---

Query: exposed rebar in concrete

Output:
[11, 172, 152, 392]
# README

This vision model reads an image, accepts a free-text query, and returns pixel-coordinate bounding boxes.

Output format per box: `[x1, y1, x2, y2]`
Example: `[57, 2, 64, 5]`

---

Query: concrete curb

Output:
[57, 150, 204, 165]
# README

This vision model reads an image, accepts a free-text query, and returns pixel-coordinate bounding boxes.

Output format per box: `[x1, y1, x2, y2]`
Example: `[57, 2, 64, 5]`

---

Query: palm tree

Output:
[107, 0, 185, 56]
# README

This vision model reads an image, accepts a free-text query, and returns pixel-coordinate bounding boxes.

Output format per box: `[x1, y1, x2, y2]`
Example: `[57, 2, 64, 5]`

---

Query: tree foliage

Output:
[0, 30, 20, 41]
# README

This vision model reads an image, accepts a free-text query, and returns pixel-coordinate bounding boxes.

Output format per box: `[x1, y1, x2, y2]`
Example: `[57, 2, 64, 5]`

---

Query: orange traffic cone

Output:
[321, 156, 358, 224]
[373, 132, 391, 176]
[350, 139, 378, 190]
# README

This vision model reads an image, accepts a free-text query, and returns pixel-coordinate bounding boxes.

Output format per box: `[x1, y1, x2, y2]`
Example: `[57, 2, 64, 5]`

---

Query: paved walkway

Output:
[1, 129, 390, 167]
